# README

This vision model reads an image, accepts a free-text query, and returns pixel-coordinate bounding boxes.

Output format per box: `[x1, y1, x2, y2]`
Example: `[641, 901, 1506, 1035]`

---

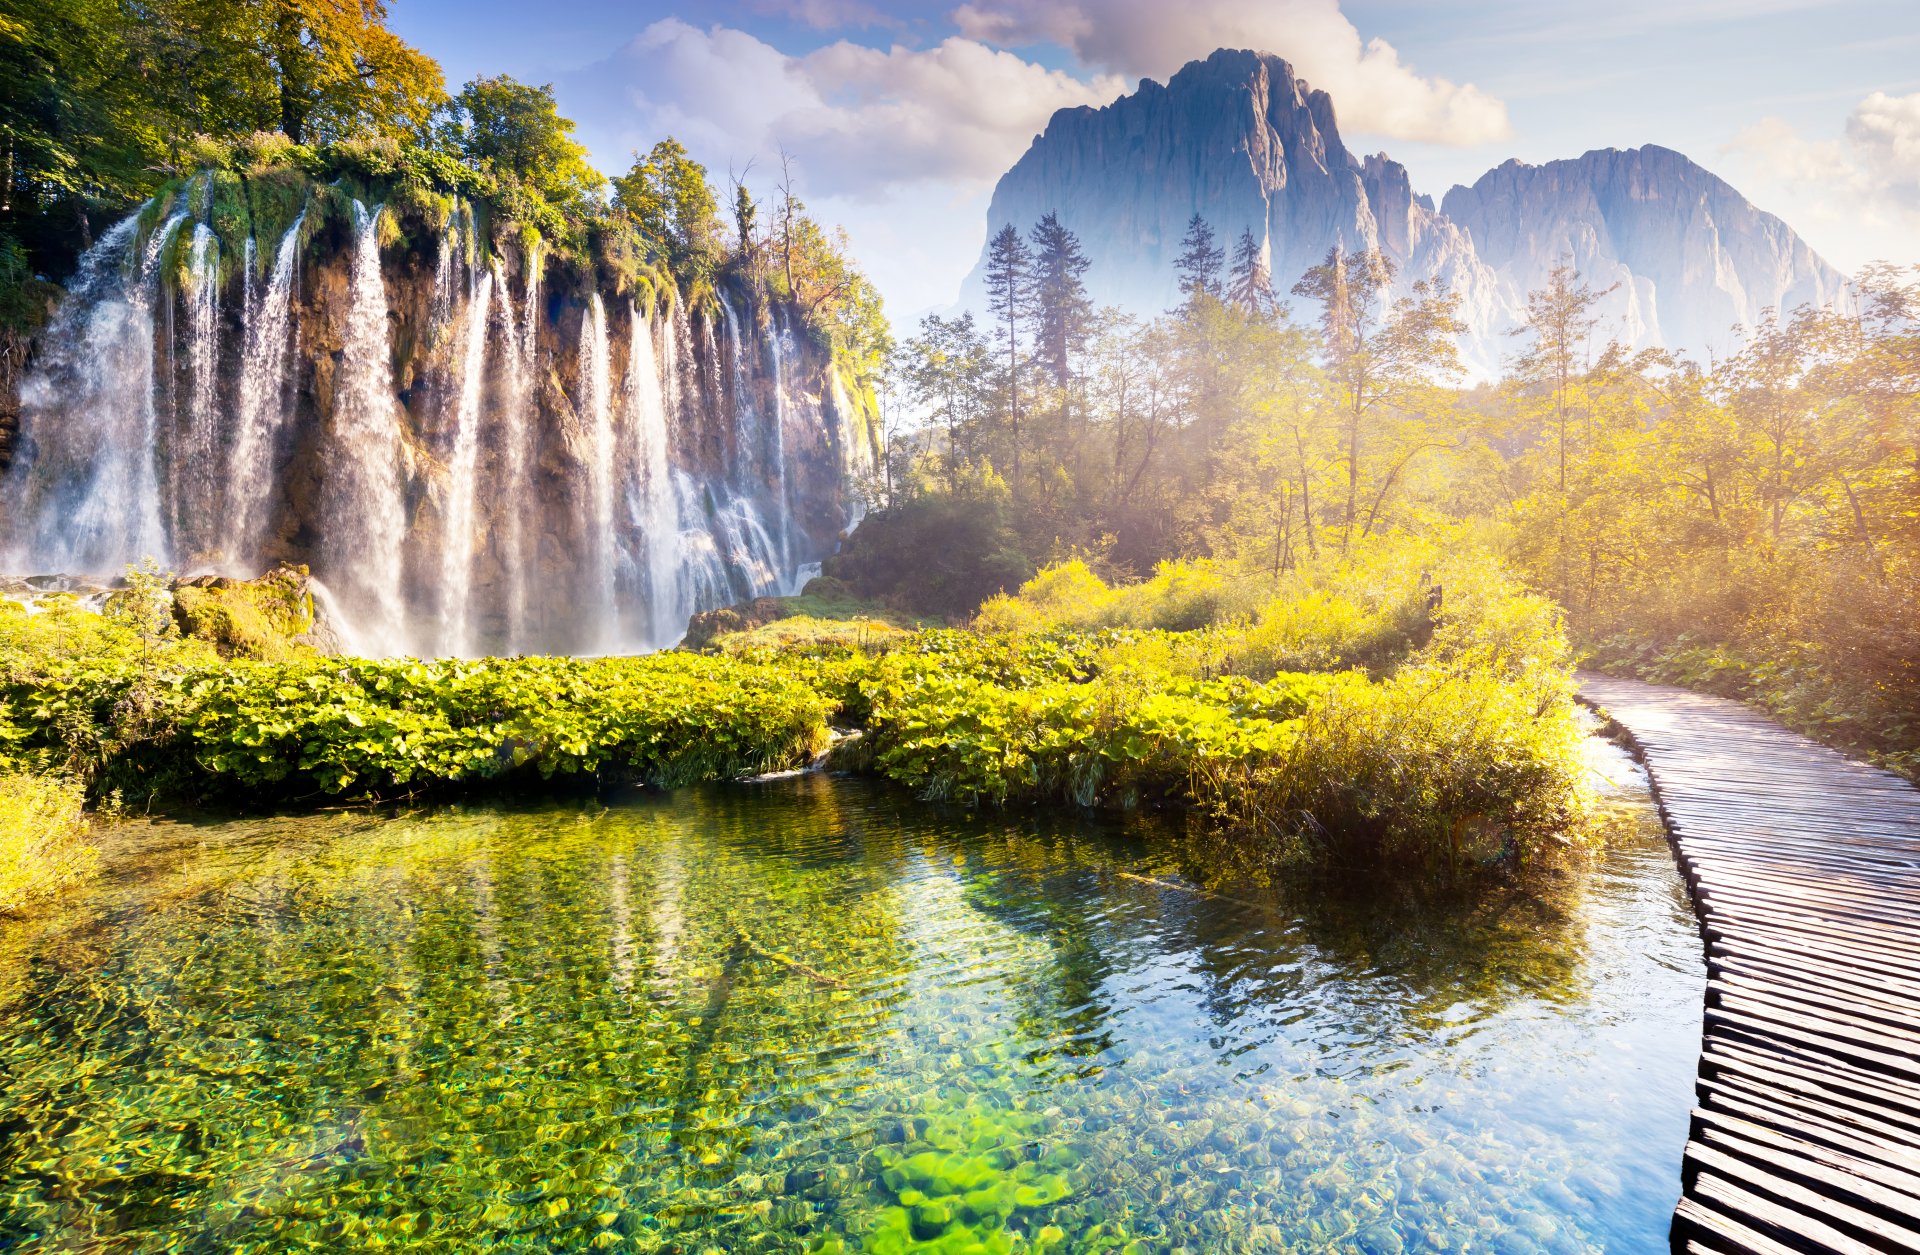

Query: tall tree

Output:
[253, 0, 444, 145]
[1510, 260, 1615, 490]
[1174, 213, 1224, 304]
[446, 76, 600, 215]
[899, 312, 991, 489]
[1028, 212, 1092, 391]
[1226, 227, 1275, 317]
[611, 138, 720, 270]
[732, 179, 757, 256]
[984, 223, 1033, 485]
[1292, 247, 1466, 548]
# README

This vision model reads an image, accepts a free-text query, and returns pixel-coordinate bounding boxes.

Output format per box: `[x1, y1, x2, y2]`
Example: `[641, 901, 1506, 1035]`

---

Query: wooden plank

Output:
[1694, 1093, 1920, 1183]
[1689, 1143, 1920, 1251]
[1581, 673, 1920, 1254]
[1691, 1170, 1884, 1253]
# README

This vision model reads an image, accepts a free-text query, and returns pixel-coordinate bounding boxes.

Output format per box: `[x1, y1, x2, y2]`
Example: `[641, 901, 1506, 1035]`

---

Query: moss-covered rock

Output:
[170, 565, 327, 661]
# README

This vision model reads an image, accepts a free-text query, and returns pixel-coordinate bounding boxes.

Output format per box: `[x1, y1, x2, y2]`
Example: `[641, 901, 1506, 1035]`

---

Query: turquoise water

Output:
[0, 752, 1702, 1252]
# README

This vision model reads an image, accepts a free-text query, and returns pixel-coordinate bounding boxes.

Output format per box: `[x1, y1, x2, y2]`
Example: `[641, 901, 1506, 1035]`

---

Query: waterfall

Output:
[5, 193, 859, 657]
[439, 266, 494, 656]
[5, 213, 177, 571]
[719, 292, 757, 486]
[577, 294, 615, 648]
[618, 305, 680, 648]
[172, 224, 222, 564]
[319, 202, 410, 655]
[495, 244, 542, 653]
[229, 213, 304, 560]
[767, 311, 798, 573]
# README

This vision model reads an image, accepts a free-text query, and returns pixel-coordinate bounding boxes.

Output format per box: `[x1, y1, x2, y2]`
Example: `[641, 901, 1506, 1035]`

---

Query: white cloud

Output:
[948, 0, 1511, 146]
[1728, 92, 1920, 269]
[1847, 91, 1920, 206]
[565, 19, 1124, 199]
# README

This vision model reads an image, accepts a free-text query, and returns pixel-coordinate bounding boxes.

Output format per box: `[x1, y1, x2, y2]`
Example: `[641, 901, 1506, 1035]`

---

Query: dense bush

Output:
[813, 541, 1591, 874]
[0, 606, 831, 800]
[1, 539, 1591, 877]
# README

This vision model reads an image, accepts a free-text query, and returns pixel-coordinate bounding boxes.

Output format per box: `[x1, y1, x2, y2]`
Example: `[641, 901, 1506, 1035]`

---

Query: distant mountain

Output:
[960, 49, 1846, 376]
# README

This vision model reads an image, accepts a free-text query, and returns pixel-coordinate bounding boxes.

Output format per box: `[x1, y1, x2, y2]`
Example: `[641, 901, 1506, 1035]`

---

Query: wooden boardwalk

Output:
[1579, 674, 1920, 1254]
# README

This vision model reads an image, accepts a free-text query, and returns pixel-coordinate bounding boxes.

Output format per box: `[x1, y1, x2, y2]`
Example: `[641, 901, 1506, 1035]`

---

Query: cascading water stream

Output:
[767, 310, 798, 573]
[176, 224, 221, 563]
[228, 213, 305, 560]
[720, 292, 757, 487]
[439, 267, 494, 657]
[6, 213, 180, 571]
[577, 293, 615, 649]
[618, 305, 681, 648]
[497, 243, 542, 652]
[319, 202, 410, 654]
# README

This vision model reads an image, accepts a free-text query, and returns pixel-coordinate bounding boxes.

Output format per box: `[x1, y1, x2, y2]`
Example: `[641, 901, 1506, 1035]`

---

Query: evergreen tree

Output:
[1028, 212, 1092, 390]
[984, 223, 1033, 484]
[1174, 213, 1224, 303]
[733, 181, 757, 256]
[1227, 227, 1275, 317]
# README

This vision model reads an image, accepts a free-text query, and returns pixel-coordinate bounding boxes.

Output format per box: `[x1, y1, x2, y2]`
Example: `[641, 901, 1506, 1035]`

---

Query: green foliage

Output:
[1, 648, 829, 803]
[0, 770, 96, 914]
[611, 138, 722, 276]
[439, 75, 602, 229]
[827, 540, 1591, 874]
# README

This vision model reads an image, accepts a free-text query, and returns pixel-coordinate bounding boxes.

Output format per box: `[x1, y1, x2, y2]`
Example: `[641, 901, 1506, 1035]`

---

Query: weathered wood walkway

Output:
[1579, 674, 1920, 1254]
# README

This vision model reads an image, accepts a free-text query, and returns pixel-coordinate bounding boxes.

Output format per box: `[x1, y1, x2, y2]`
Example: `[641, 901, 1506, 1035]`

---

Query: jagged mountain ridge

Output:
[960, 48, 1845, 376]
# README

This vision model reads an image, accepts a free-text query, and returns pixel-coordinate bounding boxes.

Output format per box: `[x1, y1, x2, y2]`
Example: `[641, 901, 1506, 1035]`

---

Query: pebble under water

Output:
[0, 745, 1703, 1253]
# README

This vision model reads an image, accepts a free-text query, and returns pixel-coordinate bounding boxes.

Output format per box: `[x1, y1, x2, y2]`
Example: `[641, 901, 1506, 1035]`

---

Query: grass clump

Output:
[0, 772, 97, 914]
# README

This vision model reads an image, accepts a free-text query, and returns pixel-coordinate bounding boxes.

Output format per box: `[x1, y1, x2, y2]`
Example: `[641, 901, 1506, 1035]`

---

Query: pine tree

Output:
[984, 223, 1034, 485]
[1028, 212, 1093, 391]
[1174, 213, 1224, 303]
[1227, 227, 1275, 316]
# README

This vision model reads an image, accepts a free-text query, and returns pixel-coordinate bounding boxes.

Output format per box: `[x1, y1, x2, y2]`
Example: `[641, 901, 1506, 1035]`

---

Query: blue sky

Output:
[389, 0, 1920, 317]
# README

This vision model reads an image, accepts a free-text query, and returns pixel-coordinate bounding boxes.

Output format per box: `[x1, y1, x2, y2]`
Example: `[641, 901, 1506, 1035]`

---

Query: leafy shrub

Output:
[0, 772, 96, 914]
[235, 130, 321, 176]
[1194, 663, 1590, 873]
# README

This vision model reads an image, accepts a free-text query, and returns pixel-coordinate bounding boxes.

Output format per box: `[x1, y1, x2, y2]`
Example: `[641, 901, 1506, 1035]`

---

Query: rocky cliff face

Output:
[1441, 147, 1845, 363]
[963, 50, 1844, 375]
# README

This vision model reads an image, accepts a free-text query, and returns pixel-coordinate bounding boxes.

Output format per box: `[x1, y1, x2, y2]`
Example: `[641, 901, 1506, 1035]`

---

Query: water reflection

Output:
[0, 745, 1701, 1252]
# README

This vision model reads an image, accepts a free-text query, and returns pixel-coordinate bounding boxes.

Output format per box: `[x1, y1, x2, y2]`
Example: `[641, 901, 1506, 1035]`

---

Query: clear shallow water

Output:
[0, 749, 1702, 1253]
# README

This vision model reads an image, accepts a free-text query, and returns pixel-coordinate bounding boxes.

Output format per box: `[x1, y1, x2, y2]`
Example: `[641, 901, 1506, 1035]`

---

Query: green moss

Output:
[208, 169, 249, 254]
[169, 567, 321, 662]
[243, 167, 313, 271]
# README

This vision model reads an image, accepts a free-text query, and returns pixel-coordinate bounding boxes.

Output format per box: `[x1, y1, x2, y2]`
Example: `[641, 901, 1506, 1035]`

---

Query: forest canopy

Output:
[0, 0, 884, 358]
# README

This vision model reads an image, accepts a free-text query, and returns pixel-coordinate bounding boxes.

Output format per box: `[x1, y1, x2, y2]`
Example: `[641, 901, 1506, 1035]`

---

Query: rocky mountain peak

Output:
[961, 51, 1845, 376]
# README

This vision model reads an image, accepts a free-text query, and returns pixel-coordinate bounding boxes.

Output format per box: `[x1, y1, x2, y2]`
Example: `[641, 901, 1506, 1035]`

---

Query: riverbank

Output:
[1, 543, 1594, 906]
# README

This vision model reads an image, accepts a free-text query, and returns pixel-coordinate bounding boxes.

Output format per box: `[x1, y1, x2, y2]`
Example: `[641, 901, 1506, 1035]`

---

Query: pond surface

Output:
[0, 748, 1702, 1253]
